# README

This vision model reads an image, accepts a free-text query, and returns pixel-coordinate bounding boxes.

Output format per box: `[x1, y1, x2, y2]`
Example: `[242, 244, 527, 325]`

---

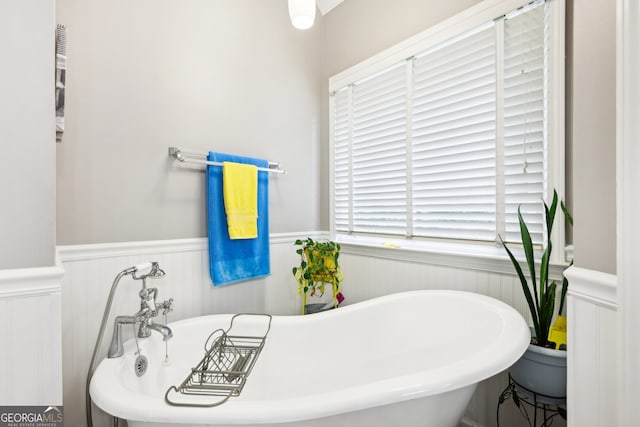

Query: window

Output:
[330, 0, 564, 249]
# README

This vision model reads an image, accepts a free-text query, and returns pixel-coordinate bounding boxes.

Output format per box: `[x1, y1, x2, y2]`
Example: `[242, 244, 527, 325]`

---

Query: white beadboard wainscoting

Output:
[59, 233, 565, 427]
[58, 232, 318, 427]
[0, 263, 63, 405]
[339, 245, 565, 427]
[564, 266, 617, 427]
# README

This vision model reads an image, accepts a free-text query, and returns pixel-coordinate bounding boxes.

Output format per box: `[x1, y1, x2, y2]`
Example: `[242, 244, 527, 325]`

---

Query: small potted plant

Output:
[292, 238, 344, 315]
[500, 190, 573, 398]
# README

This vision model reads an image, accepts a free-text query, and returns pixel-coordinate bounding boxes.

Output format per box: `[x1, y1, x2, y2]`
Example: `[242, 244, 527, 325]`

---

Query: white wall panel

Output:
[0, 0, 56, 269]
[59, 234, 322, 426]
[617, 2, 640, 422]
[565, 266, 617, 427]
[339, 251, 545, 427]
[0, 265, 63, 405]
[61, 234, 563, 427]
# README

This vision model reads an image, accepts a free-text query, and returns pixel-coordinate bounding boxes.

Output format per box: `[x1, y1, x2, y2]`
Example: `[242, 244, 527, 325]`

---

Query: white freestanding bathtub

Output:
[91, 290, 530, 427]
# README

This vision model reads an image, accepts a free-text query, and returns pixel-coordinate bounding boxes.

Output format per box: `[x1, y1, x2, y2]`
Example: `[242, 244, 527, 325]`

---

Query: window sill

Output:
[335, 234, 569, 281]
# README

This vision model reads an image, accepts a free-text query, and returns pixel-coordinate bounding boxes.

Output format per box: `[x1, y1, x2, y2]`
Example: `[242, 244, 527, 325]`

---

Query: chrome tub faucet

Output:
[107, 262, 174, 358]
[88, 261, 174, 427]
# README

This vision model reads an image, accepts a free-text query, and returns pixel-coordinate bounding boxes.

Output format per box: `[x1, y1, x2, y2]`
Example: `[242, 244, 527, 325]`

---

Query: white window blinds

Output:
[332, 1, 548, 245]
[351, 64, 407, 235]
[412, 24, 497, 241]
[333, 88, 350, 232]
[503, 4, 546, 244]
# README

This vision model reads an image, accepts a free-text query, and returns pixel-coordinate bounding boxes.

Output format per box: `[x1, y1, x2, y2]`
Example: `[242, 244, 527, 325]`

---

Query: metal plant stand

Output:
[497, 374, 567, 427]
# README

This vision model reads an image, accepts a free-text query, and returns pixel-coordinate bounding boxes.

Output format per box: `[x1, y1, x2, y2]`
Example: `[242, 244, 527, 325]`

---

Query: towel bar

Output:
[169, 147, 286, 174]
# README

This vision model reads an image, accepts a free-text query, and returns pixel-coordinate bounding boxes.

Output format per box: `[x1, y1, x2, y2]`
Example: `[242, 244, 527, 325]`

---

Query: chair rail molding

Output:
[0, 263, 64, 298]
[564, 266, 617, 309]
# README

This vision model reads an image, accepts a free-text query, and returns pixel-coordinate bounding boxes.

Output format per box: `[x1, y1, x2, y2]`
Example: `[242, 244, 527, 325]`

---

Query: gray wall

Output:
[56, 0, 324, 244]
[570, 0, 616, 274]
[321, 0, 483, 78]
[55, 0, 618, 275]
[0, 0, 56, 269]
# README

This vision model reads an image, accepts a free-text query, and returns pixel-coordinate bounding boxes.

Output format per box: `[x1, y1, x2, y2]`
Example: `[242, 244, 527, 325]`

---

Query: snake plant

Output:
[500, 190, 573, 348]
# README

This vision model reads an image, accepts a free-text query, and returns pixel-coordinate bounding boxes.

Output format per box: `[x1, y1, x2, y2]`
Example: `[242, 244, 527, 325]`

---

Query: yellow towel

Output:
[223, 161, 258, 239]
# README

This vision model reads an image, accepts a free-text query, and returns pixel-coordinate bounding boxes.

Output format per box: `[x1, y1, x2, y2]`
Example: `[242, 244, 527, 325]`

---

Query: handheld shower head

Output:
[129, 262, 166, 280]
[149, 263, 166, 279]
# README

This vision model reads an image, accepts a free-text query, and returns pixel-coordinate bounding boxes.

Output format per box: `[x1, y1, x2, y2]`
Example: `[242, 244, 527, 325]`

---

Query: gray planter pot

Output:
[509, 333, 567, 400]
[304, 303, 334, 314]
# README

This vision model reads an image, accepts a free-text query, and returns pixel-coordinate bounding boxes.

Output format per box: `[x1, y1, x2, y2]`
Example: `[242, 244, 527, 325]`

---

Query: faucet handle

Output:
[159, 298, 174, 315]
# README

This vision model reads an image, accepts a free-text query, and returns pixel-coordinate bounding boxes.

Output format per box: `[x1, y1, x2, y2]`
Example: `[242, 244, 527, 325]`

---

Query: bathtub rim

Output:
[90, 290, 530, 425]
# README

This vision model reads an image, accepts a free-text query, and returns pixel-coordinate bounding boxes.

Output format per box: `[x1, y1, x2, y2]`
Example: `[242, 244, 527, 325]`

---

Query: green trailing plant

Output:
[500, 190, 573, 348]
[292, 238, 343, 315]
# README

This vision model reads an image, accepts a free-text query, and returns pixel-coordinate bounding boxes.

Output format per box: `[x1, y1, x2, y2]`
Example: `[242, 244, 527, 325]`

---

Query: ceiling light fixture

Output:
[288, 0, 316, 30]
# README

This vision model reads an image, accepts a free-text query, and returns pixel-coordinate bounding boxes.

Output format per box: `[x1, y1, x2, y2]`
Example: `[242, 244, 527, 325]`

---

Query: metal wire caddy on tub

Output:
[165, 313, 272, 407]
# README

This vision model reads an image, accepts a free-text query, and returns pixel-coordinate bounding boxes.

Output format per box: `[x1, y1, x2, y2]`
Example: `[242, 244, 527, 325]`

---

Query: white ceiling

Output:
[316, 0, 345, 16]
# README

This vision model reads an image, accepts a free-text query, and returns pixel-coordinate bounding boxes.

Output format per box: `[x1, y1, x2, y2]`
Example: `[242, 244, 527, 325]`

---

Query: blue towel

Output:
[206, 152, 270, 286]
